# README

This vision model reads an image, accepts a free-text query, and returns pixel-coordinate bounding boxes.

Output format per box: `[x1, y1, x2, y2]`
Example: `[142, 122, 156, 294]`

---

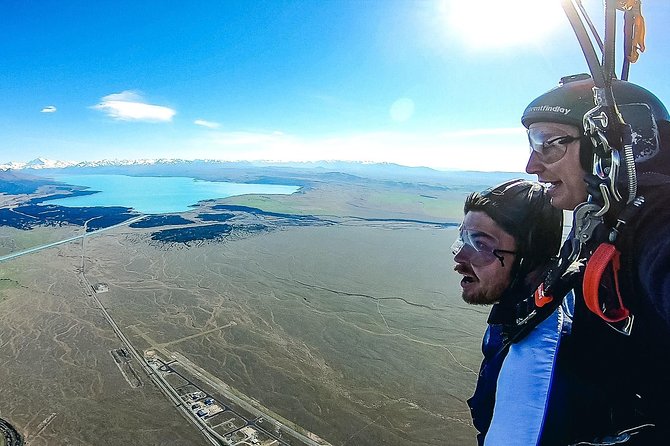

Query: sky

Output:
[1, 0, 669, 172]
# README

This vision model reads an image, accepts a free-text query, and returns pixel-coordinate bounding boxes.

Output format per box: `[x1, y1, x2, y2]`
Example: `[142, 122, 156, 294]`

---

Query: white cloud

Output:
[41, 105, 57, 113]
[92, 91, 176, 122]
[194, 119, 221, 129]
[102, 91, 142, 102]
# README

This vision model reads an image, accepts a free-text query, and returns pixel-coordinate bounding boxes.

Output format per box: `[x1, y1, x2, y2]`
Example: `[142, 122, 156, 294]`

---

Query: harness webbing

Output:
[582, 243, 629, 323]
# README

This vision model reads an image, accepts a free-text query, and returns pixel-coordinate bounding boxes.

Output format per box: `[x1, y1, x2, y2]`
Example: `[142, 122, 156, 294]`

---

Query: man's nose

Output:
[525, 150, 544, 175]
[454, 247, 467, 264]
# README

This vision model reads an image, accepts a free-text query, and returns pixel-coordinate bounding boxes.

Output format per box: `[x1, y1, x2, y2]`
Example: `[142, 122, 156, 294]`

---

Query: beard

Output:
[460, 278, 509, 306]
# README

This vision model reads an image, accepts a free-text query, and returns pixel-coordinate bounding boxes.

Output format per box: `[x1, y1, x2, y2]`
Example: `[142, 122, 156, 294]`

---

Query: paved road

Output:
[0, 215, 145, 263]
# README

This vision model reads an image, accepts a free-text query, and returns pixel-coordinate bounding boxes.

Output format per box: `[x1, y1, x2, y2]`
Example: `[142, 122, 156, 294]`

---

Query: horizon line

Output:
[0, 157, 529, 175]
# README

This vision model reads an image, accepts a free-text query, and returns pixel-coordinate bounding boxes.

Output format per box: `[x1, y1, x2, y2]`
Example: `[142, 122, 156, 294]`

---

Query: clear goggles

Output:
[451, 227, 516, 267]
[527, 127, 580, 164]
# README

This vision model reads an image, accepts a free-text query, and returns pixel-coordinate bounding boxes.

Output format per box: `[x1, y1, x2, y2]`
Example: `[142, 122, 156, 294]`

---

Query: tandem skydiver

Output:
[451, 179, 568, 445]
[518, 72, 670, 445]
[454, 2, 670, 443]
[455, 76, 670, 445]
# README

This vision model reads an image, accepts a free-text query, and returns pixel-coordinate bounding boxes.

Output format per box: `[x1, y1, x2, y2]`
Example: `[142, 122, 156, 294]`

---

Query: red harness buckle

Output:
[583, 243, 630, 323]
[534, 282, 553, 308]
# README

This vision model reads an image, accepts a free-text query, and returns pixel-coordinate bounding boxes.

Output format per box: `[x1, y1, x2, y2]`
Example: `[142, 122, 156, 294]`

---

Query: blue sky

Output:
[1, 0, 669, 171]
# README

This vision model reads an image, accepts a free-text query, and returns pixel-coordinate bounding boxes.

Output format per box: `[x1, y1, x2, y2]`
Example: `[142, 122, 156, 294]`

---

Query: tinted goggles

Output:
[527, 128, 580, 164]
[451, 227, 516, 267]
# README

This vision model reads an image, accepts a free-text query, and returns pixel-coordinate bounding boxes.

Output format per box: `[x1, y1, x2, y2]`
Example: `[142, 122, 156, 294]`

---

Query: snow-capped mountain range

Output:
[0, 157, 406, 172]
[1, 157, 75, 170]
[0, 157, 207, 171]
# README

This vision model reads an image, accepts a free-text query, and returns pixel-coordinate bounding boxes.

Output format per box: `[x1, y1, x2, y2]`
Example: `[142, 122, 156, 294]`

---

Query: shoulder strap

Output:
[583, 243, 629, 323]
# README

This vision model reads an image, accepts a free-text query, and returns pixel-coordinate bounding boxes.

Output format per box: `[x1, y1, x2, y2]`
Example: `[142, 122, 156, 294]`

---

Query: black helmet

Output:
[464, 179, 563, 280]
[521, 74, 670, 170]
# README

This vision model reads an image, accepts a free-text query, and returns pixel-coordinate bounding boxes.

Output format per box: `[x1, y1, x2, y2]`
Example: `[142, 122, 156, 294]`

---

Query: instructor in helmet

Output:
[452, 179, 566, 445]
[521, 74, 670, 444]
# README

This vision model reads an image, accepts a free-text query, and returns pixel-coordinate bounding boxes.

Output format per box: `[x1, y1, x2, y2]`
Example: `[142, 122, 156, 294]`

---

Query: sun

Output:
[440, 0, 566, 49]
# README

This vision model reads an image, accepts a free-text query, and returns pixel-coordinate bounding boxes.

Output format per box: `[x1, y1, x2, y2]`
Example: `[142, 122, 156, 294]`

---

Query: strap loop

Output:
[583, 243, 630, 323]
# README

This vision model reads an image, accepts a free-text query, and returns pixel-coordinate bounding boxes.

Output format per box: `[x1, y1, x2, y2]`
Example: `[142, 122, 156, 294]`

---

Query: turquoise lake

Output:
[44, 174, 300, 214]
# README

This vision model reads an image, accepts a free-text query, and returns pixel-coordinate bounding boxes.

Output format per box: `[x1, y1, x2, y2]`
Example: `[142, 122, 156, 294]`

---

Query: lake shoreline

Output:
[41, 173, 302, 214]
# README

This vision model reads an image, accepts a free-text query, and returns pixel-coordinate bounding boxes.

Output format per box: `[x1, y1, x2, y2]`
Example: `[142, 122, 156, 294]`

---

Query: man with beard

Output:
[452, 179, 565, 445]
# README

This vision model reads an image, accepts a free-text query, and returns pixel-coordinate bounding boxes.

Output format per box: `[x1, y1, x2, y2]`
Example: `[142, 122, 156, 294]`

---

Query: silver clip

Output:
[607, 314, 634, 336]
[573, 202, 603, 247]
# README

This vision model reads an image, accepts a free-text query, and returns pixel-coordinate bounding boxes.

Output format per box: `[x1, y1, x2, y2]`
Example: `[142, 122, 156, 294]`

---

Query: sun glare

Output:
[440, 0, 566, 49]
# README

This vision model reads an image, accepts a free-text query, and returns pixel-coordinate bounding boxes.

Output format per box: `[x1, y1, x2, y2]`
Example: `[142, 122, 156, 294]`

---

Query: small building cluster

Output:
[92, 283, 109, 293]
[187, 393, 224, 419]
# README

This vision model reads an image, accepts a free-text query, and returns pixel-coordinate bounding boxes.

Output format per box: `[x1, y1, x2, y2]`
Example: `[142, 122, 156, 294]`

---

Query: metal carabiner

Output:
[573, 202, 604, 249]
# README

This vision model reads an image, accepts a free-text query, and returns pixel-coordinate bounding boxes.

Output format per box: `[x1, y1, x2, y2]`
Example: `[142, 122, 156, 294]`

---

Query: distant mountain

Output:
[1, 157, 173, 170]
[1, 157, 238, 171]
[1, 157, 530, 189]
[0, 169, 59, 194]
[0, 157, 78, 170]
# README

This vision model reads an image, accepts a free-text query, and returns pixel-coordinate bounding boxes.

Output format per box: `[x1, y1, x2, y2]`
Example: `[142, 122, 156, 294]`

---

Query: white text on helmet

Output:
[527, 105, 572, 115]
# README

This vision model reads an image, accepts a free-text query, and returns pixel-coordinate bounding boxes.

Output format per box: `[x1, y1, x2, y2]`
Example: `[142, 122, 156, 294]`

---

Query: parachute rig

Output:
[505, 0, 649, 344]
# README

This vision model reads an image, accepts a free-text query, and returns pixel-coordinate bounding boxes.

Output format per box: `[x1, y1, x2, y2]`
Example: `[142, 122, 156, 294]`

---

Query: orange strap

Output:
[583, 243, 630, 323]
[629, 13, 646, 63]
[618, 0, 646, 63]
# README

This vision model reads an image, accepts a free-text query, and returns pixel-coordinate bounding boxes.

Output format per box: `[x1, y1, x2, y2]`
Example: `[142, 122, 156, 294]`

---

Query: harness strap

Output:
[618, 0, 645, 61]
[583, 243, 630, 323]
[631, 13, 645, 61]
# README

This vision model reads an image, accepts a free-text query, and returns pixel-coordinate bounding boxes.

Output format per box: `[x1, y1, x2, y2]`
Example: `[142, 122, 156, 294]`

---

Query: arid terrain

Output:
[0, 166, 519, 445]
